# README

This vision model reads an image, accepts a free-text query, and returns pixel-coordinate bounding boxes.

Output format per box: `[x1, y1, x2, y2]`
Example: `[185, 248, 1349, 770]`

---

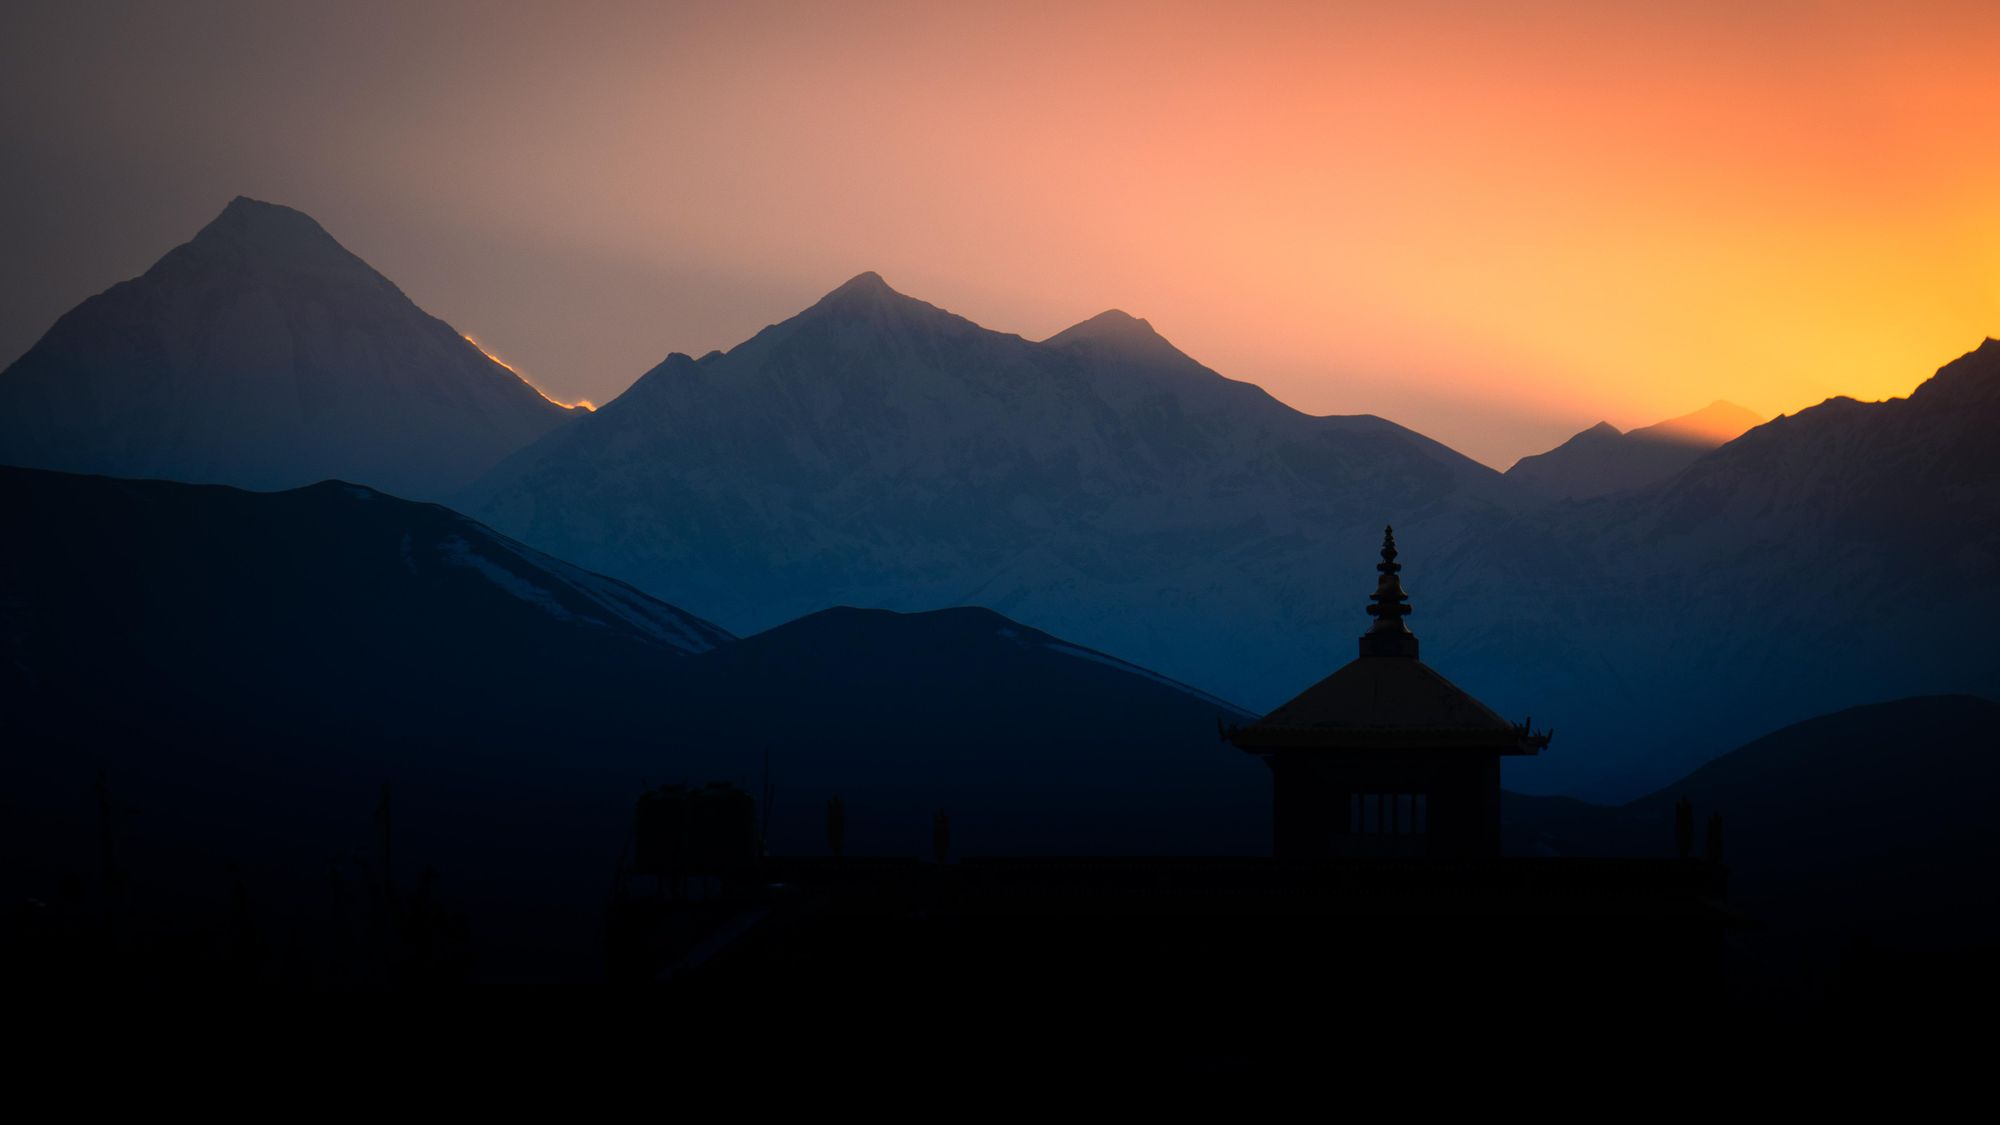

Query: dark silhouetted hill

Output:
[0, 468, 1255, 983]
[661, 605, 1262, 857]
[0, 464, 731, 723]
[0, 197, 575, 497]
[1505, 695, 2000, 952]
[0, 465, 728, 980]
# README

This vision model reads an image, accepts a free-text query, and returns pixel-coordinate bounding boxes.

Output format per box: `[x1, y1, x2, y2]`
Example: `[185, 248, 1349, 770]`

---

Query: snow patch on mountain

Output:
[504, 536, 731, 655]
[436, 534, 584, 624]
[432, 525, 730, 655]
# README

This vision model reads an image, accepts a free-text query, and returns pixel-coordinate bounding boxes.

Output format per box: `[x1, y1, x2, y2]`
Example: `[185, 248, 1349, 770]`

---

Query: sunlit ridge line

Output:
[462, 333, 596, 411]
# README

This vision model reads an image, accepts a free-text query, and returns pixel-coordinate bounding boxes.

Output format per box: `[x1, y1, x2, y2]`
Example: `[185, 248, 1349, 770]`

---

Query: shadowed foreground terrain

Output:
[1506, 695, 2000, 1006]
[0, 467, 1261, 988]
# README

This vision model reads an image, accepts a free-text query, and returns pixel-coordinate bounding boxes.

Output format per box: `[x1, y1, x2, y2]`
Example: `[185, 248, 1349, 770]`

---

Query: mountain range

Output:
[2, 198, 1997, 802]
[456, 265, 2000, 797]
[458, 270, 1519, 732]
[0, 198, 575, 498]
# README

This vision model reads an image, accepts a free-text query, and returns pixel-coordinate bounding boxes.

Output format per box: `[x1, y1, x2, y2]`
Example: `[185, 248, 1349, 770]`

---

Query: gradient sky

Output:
[3, 0, 1996, 467]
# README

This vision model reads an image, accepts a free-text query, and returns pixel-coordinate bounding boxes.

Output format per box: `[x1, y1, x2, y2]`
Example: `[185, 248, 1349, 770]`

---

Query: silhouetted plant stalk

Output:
[349, 781, 471, 990]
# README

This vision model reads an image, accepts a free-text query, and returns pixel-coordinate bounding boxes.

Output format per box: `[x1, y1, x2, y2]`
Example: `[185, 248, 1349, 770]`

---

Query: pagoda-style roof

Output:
[1229, 656, 1538, 751]
[1228, 526, 1549, 755]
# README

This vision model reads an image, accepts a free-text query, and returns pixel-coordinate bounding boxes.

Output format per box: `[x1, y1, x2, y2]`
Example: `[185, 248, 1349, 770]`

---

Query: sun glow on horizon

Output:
[7, 2, 1996, 464]
[422, 2, 1999, 465]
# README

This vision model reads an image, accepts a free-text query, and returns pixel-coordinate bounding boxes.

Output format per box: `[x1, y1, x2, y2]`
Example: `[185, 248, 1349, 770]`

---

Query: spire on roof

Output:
[1360, 524, 1419, 658]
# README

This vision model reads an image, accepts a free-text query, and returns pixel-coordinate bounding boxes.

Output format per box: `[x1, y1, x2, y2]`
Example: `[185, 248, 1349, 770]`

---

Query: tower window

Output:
[1349, 793, 1428, 835]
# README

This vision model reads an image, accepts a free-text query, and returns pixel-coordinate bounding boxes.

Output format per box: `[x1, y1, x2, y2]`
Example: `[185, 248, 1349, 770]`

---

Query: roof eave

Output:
[1227, 728, 1543, 754]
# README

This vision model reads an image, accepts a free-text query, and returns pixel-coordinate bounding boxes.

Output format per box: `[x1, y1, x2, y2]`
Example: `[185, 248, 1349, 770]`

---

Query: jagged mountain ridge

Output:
[462, 271, 1517, 718]
[0, 197, 575, 498]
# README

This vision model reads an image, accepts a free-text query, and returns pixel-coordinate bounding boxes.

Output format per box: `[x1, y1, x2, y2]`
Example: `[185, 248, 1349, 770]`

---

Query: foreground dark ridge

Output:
[1, 466, 1264, 983]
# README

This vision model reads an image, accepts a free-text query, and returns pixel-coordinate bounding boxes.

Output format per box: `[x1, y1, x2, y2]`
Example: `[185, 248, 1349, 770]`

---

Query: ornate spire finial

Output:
[1360, 524, 1419, 657]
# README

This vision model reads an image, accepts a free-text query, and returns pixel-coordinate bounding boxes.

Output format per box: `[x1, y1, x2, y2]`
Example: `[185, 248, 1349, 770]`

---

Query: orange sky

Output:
[4, 0, 1997, 466]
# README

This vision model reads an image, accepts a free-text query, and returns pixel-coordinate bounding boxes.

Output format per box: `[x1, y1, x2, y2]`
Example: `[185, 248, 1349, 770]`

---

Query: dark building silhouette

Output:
[1229, 527, 1549, 859]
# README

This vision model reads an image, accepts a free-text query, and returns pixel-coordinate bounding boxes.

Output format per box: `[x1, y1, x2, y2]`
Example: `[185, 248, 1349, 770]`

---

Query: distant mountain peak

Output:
[802, 270, 962, 328]
[1073, 308, 1153, 334]
[831, 270, 893, 295]
[815, 270, 916, 311]
[181, 196, 360, 271]
[1507, 402, 1760, 500]
[1041, 309, 1198, 372]
[218, 192, 320, 221]
[115, 196, 408, 301]
[1631, 400, 1764, 446]
[1044, 308, 1162, 346]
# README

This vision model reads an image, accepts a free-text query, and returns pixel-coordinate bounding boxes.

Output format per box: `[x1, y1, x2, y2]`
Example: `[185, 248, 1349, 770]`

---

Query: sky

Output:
[2, 0, 1996, 468]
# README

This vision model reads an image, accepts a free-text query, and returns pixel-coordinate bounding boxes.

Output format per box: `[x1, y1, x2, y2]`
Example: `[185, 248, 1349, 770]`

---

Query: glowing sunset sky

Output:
[3, 0, 1996, 466]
